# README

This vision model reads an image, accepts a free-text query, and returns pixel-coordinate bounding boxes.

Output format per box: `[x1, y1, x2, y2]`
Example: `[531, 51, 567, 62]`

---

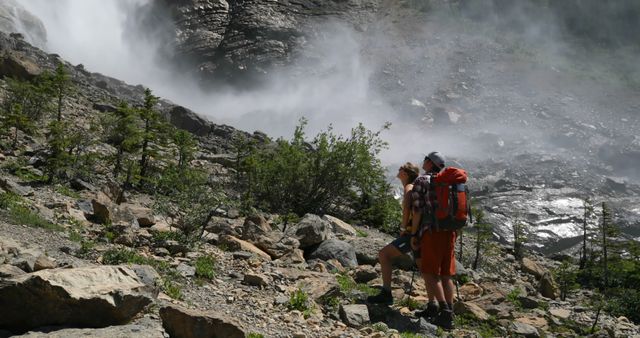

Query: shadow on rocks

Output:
[366, 303, 438, 336]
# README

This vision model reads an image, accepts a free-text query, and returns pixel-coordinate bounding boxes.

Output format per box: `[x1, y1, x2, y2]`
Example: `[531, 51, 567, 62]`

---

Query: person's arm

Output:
[401, 185, 412, 231]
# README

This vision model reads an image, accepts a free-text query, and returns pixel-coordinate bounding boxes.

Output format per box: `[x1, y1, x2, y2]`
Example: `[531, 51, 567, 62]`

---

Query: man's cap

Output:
[424, 151, 445, 168]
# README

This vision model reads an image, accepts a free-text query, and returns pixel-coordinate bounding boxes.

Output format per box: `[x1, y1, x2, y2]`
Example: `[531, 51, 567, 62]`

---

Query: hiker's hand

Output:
[410, 236, 419, 250]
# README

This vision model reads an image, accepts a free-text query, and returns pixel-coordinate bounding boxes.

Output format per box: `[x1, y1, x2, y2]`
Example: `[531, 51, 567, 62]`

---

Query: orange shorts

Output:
[420, 230, 456, 276]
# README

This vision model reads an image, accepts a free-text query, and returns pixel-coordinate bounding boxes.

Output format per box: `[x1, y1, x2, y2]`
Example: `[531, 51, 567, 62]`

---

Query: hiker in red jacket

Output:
[367, 162, 421, 304]
[411, 152, 457, 330]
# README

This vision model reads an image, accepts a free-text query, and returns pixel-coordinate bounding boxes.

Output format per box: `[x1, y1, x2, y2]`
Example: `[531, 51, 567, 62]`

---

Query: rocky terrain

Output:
[1, 0, 640, 337]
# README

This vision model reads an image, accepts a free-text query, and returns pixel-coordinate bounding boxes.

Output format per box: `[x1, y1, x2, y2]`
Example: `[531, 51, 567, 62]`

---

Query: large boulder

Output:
[288, 214, 330, 249]
[307, 239, 358, 268]
[219, 235, 272, 261]
[521, 257, 547, 279]
[160, 305, 245, 338]
[322, 215, 357, 237]
[539, 272, 560, 300]
[0, 265, 158, 334]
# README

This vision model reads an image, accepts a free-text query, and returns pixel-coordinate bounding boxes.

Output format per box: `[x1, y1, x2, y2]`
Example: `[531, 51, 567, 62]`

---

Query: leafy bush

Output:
[194, 255, 217, 280]
[242, 119, 400, 231]
[154, 166, 225, 242]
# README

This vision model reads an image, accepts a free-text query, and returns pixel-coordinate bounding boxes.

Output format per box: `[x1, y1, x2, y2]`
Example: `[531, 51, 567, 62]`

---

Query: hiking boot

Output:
[366, 288, 393, 304]
[416, 302, 439, 320]
[432, 310, 454, 331]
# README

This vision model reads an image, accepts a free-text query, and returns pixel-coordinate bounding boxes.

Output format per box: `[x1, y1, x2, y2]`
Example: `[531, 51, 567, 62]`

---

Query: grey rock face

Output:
[131, 0, 375, 87]
[308, 238, 358, 268]
[0, 265, 157, 334]
[0, 0, 46, 48]
[288, 214, 330, 249]
[509, 322, 540, 338]
[339, 304, 370, 328]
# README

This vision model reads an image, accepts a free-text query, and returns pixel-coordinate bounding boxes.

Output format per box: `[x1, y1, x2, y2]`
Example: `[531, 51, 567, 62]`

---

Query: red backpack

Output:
[429, 167, 470, 231]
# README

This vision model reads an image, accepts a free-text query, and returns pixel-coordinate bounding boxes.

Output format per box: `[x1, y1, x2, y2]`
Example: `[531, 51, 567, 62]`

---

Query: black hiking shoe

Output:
[432, 310, 454, 331]
[366, 288, 393, 304]
[416, 302, 439, 320]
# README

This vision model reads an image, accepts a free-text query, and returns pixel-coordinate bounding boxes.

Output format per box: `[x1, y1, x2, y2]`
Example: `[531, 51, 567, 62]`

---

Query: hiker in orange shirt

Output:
[410, 152, 457, 330]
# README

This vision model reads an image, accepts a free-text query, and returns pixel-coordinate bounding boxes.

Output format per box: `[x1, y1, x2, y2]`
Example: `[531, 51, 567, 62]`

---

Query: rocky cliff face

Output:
[132, 0, 377, 87]
[0, 0, 46, 49]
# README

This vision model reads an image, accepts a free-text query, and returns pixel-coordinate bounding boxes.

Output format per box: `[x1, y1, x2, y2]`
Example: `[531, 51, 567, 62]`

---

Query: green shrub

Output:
[288, 288, 311, 313]
[102, 248, 147, 265]
[0, 192, 62, 231]
[506, 287, 523, 309]
[242, 119, 400, 232]
[163, 279, 182, 300]
[54, 184, 81, 199]
[194, 255, 216, 280]
[154, 166, 225, 243]
[355, 229, 369, 237]
[397, 297, 423, 311]
[336, 273, 378, 299]
[246, 333, 264, 338]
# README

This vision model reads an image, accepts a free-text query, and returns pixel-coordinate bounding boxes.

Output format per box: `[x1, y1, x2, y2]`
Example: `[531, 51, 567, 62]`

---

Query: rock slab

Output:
[160, 305, 245, 338]
[0, 265, 157, 334]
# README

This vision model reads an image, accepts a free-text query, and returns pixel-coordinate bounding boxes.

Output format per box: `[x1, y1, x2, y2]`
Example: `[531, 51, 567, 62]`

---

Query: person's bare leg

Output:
[424, 273, 444, 301]
[442, 276, 455, 305]
[379, 244, 402, 289]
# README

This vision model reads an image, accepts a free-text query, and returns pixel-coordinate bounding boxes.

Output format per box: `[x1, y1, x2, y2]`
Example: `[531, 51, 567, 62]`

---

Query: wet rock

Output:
[160, 305, 245, 338]
[604, 177, 627, 193]
[0, 1, 46, 48]
[0, 265, 157, 334]
[307, 239, 358, 268]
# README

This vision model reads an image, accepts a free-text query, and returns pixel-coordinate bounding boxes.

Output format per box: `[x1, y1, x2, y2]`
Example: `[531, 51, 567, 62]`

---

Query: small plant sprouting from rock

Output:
[397, 297, 423, 311]
[194, 255, 217, 280]
[163, 279, 182, 300]
[506, 287, 523, 309]
[288, 288, 313, 318]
